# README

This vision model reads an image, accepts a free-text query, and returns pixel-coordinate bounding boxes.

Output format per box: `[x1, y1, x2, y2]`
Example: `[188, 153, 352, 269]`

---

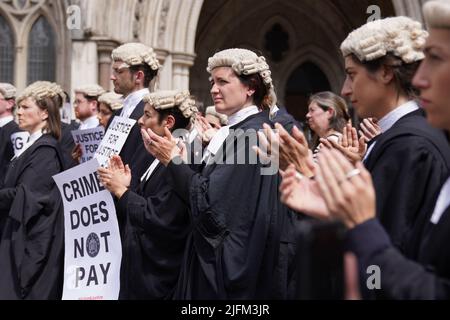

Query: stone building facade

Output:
[0, 0, 429, 121]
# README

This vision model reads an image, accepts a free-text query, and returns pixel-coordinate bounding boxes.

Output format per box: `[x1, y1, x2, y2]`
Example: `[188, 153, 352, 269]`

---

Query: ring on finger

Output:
[345, 169, 361, 180]
[295, 171, 304, 182]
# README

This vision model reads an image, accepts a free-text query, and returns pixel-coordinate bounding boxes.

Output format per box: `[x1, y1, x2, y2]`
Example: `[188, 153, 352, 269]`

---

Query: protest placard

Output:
[53, 159, 122, 300]
[71, 127, 105, 163]
[10, 131, 30, 157]
[94, 116, 136, 167]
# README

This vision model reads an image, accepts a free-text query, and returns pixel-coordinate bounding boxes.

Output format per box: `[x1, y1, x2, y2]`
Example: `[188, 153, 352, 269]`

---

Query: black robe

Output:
[116, 161, 190, 299]
[0, 134, 64, 299]
[364, 109, 450, 257]
[346, 199, 450, 299]
[270, 106, 301, 133]
[167, 110, 289, 299]
[267, 106, 309, 299]
[59, 120, 80, 169]
[0, 120, 21, 188]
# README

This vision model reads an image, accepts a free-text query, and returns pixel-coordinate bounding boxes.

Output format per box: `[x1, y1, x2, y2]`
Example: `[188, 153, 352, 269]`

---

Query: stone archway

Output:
[285, 62, 331, 123]
[73, 0, 204, 92]
[189, 0, 396, 113]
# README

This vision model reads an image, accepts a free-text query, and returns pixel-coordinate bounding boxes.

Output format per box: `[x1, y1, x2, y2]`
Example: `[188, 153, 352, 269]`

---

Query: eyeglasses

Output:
[98, 109, 112, 116]
[73, 99, 88, 106]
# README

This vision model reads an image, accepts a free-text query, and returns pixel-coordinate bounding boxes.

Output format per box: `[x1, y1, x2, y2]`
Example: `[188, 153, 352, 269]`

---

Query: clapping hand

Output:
[98, 155, 131, 199]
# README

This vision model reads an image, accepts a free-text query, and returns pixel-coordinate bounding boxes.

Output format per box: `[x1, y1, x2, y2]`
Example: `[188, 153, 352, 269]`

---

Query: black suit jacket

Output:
[364, 109, 450, 257]
[0, 120, 21, 187]
[347, 200, 450, 299]
[59, 120, 80, 169]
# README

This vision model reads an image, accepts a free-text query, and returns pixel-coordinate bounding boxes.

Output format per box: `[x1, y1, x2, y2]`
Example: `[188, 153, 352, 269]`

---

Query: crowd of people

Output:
[0, 0, 449, 300]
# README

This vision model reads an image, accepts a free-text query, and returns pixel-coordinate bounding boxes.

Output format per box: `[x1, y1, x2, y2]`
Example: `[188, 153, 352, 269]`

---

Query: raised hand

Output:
[97, 155, 131, 198]
[253, 123, 280, 169]
[278, 124, 315, 177]
[315, 148, 376, 229]
[279, 164, 329, 220]
[320, 124, 367, 164]
[195, 116, 217, 143]
[254, 123, 315, 177]
[71, 144, 82, 163]
[359, 118, 381, 142]
[141, 127, 181, 166]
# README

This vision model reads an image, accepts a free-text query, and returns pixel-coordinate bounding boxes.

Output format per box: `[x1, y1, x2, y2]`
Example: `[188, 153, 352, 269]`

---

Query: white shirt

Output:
[313, 132, 342, 162]
[12, 129, 43, 160]
[79, 115, 100, 130]
[430, 177, 450, 224]
[227, 105, 260, 127]
[269, 105, 280, 121]
[140, 158, 160, 182]
[0, 115, 14, 128]
[120, 88, 149, 119]
[203, 105, 260, 163]
[363, 101, 419, 162]
[188, 127, 199, 144]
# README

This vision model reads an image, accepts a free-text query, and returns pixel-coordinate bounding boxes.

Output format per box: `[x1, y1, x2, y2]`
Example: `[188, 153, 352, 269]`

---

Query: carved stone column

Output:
[154, 48, 170, 90]
[71, 40, 98, 94]
[391, 0, 427, 23]
[96, 39, 120, 91]
[172, 52, 196, 91]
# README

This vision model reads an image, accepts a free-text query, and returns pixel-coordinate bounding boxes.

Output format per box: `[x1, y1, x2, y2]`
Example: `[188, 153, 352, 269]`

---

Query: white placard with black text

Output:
[53, 158, 122, 300]
[10, 131, 30, 157]
[71, 127, 105, 163]
[94, 116, 136, 167]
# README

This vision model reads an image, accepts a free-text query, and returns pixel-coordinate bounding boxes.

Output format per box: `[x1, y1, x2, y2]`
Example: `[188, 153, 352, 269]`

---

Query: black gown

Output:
[364, 109, 450, 257]
[116, 161, 190, 299]
[167, 110, 289, 299]
[0, 120, 21, 187]
[267, 107, 308, 299]
[59, 120, 80, 169]
[347, 198, 450, 299]
[0, 134, 64, 299]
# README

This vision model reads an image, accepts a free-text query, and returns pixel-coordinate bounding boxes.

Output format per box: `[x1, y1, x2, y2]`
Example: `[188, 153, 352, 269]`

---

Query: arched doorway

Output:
[285, 62, 331, 124]
[190, 0, 396, 111]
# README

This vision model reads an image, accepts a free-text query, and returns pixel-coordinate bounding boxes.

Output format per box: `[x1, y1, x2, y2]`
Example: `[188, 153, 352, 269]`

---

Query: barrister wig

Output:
[205, 106, 228, 125]
[74, 84, 106, 99]
[340, 16, 428, 63]
[98, 92, 123, 111]
[207, 48, 277, 110]
[112, 42, 161, 71]
[16, 81, 64, 140]
[143, 90, 198, 120]
[0, 82, 16, 99]
[423, 0, 450, 29]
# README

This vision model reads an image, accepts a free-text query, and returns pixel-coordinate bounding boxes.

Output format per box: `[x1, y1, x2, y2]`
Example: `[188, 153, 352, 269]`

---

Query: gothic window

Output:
[264, 23, 290, 62]
[27, 16, 56, 84]
[0, 14, 15, 83]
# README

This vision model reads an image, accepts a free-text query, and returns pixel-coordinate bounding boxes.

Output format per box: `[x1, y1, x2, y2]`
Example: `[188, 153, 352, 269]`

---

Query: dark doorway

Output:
[285, 62, 331, 124]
